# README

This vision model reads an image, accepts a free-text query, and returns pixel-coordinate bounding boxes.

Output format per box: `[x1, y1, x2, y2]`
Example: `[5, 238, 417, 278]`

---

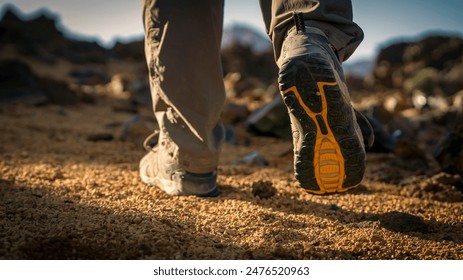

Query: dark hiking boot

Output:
[278, 16, 372, 194]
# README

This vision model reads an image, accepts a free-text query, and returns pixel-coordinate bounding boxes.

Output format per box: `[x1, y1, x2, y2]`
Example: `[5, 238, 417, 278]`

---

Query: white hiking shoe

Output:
[139, 130, 219, 197]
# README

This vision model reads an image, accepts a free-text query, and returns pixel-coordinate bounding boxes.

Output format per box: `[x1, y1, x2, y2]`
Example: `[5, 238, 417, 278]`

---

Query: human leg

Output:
[259, 0, 371, 194]
[141, 0, 226, 196]
[259, 0, 363, 63]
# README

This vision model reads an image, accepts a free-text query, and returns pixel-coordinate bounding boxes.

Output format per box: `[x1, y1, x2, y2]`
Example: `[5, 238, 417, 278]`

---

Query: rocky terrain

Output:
[1, 6, 462, 259]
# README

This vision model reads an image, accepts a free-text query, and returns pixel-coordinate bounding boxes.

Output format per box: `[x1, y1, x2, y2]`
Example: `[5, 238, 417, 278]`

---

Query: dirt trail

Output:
[1, 101, 462, 259]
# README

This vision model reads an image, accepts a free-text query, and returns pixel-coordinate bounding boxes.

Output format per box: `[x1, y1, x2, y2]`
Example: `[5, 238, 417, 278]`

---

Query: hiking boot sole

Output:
[279, 52, 365, 194]
[140, 174, 220, 197]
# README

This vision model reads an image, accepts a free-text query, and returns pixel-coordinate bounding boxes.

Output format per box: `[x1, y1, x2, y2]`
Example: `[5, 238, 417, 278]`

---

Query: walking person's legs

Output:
[140, 0, 372, 196]
[140, 0, 226, 196]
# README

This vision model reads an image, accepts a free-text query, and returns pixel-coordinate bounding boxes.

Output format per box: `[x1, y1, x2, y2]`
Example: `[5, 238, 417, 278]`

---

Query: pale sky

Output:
[1, 0, 462, 62]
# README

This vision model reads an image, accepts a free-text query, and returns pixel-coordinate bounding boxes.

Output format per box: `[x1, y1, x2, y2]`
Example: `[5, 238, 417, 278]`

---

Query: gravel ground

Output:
[1, 102, 462, 259]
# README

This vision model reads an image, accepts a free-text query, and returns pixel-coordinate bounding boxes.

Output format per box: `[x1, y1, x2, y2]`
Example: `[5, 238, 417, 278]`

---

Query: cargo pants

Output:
[142, 0, 363, 173]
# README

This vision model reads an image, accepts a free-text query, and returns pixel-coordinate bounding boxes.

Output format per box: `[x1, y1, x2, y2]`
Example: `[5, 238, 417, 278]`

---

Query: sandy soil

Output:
[1, 100, 462, 260]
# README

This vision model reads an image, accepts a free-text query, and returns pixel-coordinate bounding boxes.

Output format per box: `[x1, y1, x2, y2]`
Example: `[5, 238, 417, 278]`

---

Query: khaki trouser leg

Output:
[259, 0, 364, 63]
[143, 0, 225, 174]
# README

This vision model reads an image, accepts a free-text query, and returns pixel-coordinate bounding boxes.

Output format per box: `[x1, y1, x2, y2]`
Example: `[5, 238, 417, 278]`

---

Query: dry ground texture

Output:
[1, 99, 463, 260]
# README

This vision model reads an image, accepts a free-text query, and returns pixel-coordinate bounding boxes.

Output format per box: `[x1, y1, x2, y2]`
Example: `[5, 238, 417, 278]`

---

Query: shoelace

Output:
[143, 130, 160, 152]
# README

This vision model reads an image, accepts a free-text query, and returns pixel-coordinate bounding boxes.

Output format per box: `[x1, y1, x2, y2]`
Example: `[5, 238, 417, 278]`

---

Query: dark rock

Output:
[111, 101, 138, 114]
[402, 36, 463, 72]
[399, 173, 463, 202]
[373, 41, 410, 88]
[442, 62, 463, 96]
[223, 125, 251, 146]
[376, 41, 410, 66]
[222, 103, 249, 125]
[116, 115, 152, 147]
[393, 139, 440, 174]
[77, 92, 97, 104]
[40, 77, 78, 105]
[345, 74, 367, 91]
[0, 59, 77, 105]
[86, 133, 114, 142]
[128, 79, 151, 107]
[434, 112, 463, 177]
[373, 35, 463, 91]
[452, 89, 463, 108]
[379, 211, 428, 233]
[432, 172, 461, 186]
[329, 204, 339, 211]
[69, 68, 110, 85]
[232, 151, 269, 166]
[251, 181, 276, 199]
[105, 74, 151, 108]
[221, 40, 277, 85]
[403, 67, 441, 98]
[368, 118, 395, 153]
[0, 59, 47, 104]
[246, 95, 291, 140]
[223, 72, 268, 98]
[358, 112, 395, 153]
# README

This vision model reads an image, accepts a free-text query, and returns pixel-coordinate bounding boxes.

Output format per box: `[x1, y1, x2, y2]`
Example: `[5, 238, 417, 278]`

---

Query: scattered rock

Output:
[232, 151, 269, 166]
[41, 77, 78, 105]
[403, 67, 441, 98]
[434, 112, 463, 177]
[223, 125, 251, 146]
[393, 139, 439, 174]
[442, 62, 463, 96]
[329, 204, 340, 211]
[373, 35, 463, 95]
[452, 89, 463, 108]
[251, 181, 276, 199]
[221, 40, 277, 87]
[116, 115, 152, 146]
[432, 172, 462, 186]
[69, 68, 110, 86]
[221, 102, 249, 125]
[361, 113, 395, 153]
[0, 59, 77, 105]
[399, 172, 463, 202]
[127, 79, 151, 107]
[373, 41, 410, 88]
[106, 74, 130, 97]
[86, 133, 114, 142]
[0, 59, 48, 104]
[246, 95, 291, 140]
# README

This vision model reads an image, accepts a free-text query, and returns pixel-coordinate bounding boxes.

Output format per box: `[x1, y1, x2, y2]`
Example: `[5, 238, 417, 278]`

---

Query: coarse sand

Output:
[1, 102, 462, 259]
